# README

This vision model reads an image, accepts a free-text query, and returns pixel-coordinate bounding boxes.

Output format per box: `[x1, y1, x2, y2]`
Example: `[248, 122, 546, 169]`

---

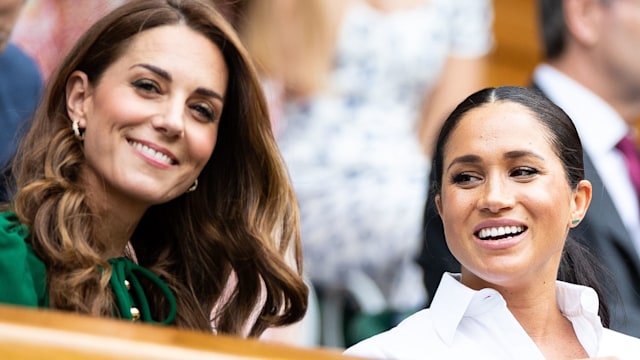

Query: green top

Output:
[0, 211, 176, 325]
[0, 211, 48, 307]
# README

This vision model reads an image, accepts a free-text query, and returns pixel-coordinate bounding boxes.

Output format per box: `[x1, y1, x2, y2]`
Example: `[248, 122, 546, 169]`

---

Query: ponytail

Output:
[558, 237, 612, 327]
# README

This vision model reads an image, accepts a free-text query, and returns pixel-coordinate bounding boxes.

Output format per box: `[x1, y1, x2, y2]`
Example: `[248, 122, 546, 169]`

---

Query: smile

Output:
[128, 140, 176, 165]
[476, 226, 525, 241]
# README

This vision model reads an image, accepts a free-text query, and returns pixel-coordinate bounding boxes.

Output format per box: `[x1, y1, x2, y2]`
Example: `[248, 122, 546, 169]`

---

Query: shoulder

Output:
[435, 0, 492, 13]
[435, 0, 494, 57]
[0, 44, 42, 83]
[0, 211, 48, 307]
[0, 211, 30, 242]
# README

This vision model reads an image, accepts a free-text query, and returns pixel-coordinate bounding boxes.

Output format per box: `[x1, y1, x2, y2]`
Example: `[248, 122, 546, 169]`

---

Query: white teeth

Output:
[478, 226, 524, 240]
[129, 141, 174, 165]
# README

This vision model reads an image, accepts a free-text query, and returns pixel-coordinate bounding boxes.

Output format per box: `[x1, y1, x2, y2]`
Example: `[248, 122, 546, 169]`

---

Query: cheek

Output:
[439, 190, 475, 219]
[188, 126, 219, 166]
[89, 87, 148, 128]
[439, 191, 474, 246]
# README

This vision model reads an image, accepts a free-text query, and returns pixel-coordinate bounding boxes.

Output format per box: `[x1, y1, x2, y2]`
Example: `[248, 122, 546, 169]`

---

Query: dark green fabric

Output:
[0, 211, 176, 325]
[109, 257, 176, 325]
[0, 211, 48, 307]
[345, 309, 414, 347]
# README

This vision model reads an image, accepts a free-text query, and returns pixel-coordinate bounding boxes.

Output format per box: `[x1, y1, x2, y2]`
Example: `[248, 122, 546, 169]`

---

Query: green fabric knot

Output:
[0, 211, 30, 240]
[108, 257, 176, 325]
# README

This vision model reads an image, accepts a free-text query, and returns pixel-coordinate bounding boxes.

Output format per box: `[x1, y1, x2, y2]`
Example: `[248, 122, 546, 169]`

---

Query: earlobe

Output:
[66, 70, 91, 128]
[571, 179, 592, 227]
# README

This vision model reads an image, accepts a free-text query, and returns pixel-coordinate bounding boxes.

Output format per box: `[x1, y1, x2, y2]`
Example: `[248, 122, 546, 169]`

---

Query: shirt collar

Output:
[430, 272, 604, 354]
[556, 281, 603, 355]
[430, 273, 504, 344]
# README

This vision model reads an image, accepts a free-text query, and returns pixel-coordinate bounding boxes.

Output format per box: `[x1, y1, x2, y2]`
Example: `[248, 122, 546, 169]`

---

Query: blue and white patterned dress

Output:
[277, 0, 493, 310]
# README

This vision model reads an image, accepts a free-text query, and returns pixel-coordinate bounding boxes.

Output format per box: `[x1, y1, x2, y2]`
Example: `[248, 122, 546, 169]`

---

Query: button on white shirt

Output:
[344, 273, 640, 359]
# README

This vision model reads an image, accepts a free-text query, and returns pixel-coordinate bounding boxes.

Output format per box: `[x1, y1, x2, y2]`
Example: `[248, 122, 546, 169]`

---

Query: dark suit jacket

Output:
[416, 87, 640, 337]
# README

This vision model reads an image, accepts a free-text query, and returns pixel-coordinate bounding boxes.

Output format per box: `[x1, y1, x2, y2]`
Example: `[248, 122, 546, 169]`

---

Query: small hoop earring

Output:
[186, 179, 198, 193]
[571, 219, 580, 225]
[72, 120, 85, 141]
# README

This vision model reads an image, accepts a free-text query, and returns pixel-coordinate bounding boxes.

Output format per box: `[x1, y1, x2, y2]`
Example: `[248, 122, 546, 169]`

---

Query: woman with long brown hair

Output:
[0, 0, 307, 337]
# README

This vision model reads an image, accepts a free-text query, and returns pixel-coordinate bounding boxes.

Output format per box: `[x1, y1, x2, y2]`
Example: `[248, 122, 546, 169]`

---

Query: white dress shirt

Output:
[533, 64, 640, 256]
[343, 273, 640, 359]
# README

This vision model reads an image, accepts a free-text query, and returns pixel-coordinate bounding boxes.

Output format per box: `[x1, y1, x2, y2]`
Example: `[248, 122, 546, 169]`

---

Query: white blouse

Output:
[344, 273, 640, 359]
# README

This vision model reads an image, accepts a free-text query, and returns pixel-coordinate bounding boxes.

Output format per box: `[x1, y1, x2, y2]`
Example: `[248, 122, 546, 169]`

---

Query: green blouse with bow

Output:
[0, 211, 176, 325]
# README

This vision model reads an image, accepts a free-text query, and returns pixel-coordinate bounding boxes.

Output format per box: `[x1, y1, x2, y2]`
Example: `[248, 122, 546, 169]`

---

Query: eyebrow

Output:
[446, 150, 545, 172]
[131, 63, 225, 101]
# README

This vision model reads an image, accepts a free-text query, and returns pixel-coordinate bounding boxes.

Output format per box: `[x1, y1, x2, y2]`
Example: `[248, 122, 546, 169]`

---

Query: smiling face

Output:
[66, 24, 228, 214]
[435, 101, 590, 290]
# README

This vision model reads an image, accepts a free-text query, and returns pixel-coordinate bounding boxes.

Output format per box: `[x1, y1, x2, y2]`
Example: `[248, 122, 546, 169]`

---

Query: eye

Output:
[189, 103, 216, 122]
[510, 167, 538, 179]
[132, 79, 161, 94]
[451, 172, 482, 187]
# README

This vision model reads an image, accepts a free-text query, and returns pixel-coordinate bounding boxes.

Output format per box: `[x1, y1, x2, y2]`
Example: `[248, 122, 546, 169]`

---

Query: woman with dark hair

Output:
[0, 0, 307, 337]
[345, 86, 640, 358]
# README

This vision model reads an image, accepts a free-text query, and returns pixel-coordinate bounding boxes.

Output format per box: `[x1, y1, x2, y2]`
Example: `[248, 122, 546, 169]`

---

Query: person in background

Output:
[0, 0, 307, 337]
[0, 0, 42, 202]
[10, 0, 125, 80]
[419, 0, 640, 338]
[345, 86, 640, 359]
[235, 0, 493, 345]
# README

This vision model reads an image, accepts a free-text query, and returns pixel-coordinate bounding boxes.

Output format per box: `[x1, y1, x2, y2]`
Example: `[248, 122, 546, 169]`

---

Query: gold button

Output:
[130, 306, 140, 321]
[124, 280, 130, 290]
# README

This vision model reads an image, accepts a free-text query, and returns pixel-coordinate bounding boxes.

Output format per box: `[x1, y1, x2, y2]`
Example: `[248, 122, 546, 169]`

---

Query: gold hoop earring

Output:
[72, 120, 85, 141]
[186, 179, 198, 193]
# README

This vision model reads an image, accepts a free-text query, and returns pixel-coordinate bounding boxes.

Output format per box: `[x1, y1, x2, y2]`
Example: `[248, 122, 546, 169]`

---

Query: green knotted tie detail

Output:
[108, 257, 176, 325]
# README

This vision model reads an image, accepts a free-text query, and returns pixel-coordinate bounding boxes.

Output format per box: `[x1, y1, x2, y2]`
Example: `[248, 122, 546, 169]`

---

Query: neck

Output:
[502, 282, 562, 337]
[550, 56, 640, 127]
[461, 268, 588, 358]
[502, 282, 587, 359]
[95, 209, 140, 260]
[81, 170, 149, 260]
[85, 190, 147, 260]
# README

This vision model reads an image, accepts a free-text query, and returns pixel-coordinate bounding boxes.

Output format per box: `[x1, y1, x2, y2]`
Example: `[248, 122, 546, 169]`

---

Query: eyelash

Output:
[132, 79, 160, 93]
[510, 167, 539, 177]
[190, 103, 216, 122]
[450, 167, 539, 185]
[451, 173, 478, 185]
[132, 79, 217, 122]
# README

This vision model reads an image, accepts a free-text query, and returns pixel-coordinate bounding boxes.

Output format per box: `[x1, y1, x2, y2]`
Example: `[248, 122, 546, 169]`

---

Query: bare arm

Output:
[417, 55, 490, 157]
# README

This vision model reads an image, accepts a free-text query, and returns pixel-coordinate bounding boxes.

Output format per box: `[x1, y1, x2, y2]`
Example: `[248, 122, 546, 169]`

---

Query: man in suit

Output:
[418, 0, 640, 337]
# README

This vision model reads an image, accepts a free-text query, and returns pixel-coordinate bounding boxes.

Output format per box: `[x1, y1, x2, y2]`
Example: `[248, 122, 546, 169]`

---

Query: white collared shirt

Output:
[344, 273, 640, 359]
[533, 64, 640, 256]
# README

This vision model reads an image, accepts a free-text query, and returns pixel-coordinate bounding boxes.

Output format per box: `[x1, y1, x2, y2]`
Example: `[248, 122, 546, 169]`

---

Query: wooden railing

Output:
[486, 0, 541, 87]
[0, 305, 367, 360]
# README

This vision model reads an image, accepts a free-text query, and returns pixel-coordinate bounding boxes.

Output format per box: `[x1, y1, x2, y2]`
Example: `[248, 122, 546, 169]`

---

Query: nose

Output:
[151, 99, 185, 138]
[476, 175, 515, 213]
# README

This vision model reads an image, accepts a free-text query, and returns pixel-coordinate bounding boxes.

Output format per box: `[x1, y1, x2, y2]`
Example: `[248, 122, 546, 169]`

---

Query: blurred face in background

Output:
[595, 0, 640, 99]
[0, 0, 24, 52]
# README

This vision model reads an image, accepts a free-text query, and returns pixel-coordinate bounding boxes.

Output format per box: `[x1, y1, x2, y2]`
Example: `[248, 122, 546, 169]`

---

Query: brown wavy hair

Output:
[7, 0, 307, 336]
